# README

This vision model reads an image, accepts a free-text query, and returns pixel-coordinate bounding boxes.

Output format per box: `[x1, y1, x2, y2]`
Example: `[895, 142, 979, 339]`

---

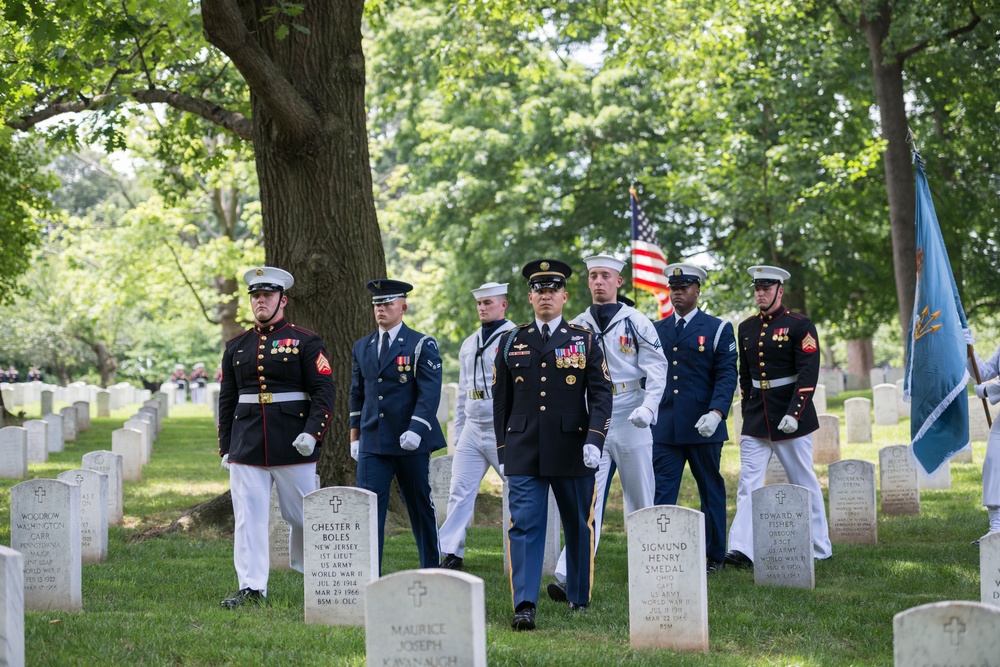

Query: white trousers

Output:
[727, 434, 832, 561]
[230, 462, 318, 593]
[555, 391, 654, 581]
[984, 418, 1000, 507]
[438, 418, 501, 557]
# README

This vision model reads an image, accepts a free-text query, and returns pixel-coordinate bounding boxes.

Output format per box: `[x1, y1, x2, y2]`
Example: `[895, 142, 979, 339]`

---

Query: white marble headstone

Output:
[429, 455, 453, 527]
[303, 487, 379, 626]
[0, 426, 28, 479]
[40, 390, 53, 416]
[82, 450, 124, 526]
[268, 484, 292, 571]
[72, 401, 90, 431]
[918, 462, 952, 490]
[879, 445, 920, 515]
[365, 570, 486, 667]
[895, 379, 909, 419]
[23, 420, 47, 464]
[763, 451, 789, 486]
[502, 483, 560, 575]
[9, 479, 82, 611]
[60, 406, 78, 442]
[42, 413, 64, 453]
[96, 390, 111, 418]
[982, 532, 1000, 608]
[873, 384, 899, 426]
[812, 414, 841, 465]
[155, 391, 169, 418]
[123, 418, 152, 465]
[0, 545, 24, 667]
[752, 484, 814, 589]
[112, 428, 144, 482]
[813, 384, 827, 415]
[57, 469, 108, 564]
[828, 459, 877, 545]
[844, 397, 872, 443]
[893, 601, 1000, 666]
[970, 396, 991, 443]
[627, 506, 708, 652]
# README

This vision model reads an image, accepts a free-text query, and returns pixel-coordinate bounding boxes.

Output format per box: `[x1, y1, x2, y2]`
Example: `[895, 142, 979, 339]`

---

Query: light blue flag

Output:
[903, 157, 970, 475]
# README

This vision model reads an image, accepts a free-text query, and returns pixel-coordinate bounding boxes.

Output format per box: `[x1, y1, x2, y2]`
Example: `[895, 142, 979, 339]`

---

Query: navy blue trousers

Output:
[653, 442, 727, 563]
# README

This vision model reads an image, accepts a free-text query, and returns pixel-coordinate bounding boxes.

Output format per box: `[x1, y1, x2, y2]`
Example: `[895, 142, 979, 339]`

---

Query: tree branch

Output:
[897, 4, 981, 63]
[165, 241, 221, 326]
[200, 0, 321, 142]
[827, 0, 860, 31]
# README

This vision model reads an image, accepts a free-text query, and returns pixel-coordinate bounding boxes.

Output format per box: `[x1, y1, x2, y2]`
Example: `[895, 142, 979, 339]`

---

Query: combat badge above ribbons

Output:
[801, 332, 818, 353]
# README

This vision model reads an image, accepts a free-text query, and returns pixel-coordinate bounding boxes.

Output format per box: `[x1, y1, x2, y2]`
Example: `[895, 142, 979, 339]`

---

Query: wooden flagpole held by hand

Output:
[968, 344, 993, 428]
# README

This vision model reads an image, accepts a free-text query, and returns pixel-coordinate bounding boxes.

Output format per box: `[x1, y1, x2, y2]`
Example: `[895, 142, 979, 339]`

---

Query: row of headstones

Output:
[0, 382, 150, 413]
[818, 366, 906, 393]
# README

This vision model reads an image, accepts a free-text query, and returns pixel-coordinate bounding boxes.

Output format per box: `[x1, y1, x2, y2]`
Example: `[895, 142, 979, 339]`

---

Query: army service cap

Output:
[583, 254, 626, 274]
[367, 279, 413, 305]
[664, 263, 708, 287]
[471, 282, 508, 299]
[522, 259, 572, 291]
[244, 266, 294, 293]
[748, 265, 791, 286]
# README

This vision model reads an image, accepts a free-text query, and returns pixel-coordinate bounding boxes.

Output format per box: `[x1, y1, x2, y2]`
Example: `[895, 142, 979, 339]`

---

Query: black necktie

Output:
[541, 323, 550, 345]
[676, 318, 685, 333]
[379, 331, 391, 365]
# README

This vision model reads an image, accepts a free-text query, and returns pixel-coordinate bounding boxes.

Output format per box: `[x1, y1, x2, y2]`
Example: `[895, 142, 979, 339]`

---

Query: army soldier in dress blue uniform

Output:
[548, 254, 667, 600]
[652, 264, 738, 573]
[725, 265, 832, 568]
[349, 279, 446, 572]
[494, 259, 614, 631]
[438, 282, 517, 570]
[218, 266, 336, 608]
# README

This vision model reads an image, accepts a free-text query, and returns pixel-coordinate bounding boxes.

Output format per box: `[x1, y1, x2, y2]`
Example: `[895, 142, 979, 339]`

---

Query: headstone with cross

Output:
[9, 479, 82, 611]
[627, 506, 708, 652]
[828, 459, 877, 545]
[752, 484, 815, 589]
[82, 450, 124, 526]
[365, 570, 486, 667]
[57, 469, 108, 564]
[893, 600, 1000, 666]
[879, 445, 920, 516]
[0, 544, 25, 667]
[981, 531, 1000, 608]
[302, 487, 378, 626]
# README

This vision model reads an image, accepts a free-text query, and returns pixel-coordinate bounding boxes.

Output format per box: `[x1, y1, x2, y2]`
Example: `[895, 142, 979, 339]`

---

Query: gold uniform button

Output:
[673, 389, 679, 394]
[759, 342, 763, 347]
[762, 372, 767, 377]
[261, 384, 267, 390]
[257, 366, 263, 371]
[673, 347, 678, 352]
[541, 362, 547, 368]
[759, 362, 765, 367]
[321, 422, 325, 427]
[299, 413, 304, 417]
[763, 323, 768, 328]
[540, 391, 547, 397]
[673, 375, 678, 380]
[258, 354, 264, 360]
[540, 406, 546, 411]
[672, 361, 678, 366]
[261, 337, 267, 341]
[260, 376, 266, 381]
[541, 377, 547, 382]
[259, 345, 265, 350]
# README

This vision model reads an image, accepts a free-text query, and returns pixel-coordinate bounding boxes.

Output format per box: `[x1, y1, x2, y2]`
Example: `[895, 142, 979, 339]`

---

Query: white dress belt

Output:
[752, 375, 798, 390]
[238, 392, 310, 404]
[612, 379, 643, 395]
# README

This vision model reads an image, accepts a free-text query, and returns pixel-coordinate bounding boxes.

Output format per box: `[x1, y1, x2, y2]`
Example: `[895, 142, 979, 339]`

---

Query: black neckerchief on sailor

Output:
[588, 302, 622, 382]
[474, 319, 510, 399]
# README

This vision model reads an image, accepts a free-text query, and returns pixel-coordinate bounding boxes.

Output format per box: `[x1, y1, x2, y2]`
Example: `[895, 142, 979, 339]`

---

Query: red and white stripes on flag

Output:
[630, 188, 673, 319]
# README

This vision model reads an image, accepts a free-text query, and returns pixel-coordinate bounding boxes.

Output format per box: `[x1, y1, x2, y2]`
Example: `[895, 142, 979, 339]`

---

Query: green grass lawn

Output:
[0, 397, 991, 666]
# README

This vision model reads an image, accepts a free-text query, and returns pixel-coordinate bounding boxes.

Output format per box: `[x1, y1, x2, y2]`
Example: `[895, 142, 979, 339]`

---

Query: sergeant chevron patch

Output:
[315, 352, 332, 375]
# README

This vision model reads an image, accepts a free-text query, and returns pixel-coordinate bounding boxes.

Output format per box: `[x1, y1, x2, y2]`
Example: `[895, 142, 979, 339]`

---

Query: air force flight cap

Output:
[522, 259, 572, 291]
[471, 282, 508, 299]
[244, 266, 294, 293]
[748, 265, 791, 286]
[367, 279, 413, 305]
[583, 254, 626, 274]
[663, 263, 708, 287]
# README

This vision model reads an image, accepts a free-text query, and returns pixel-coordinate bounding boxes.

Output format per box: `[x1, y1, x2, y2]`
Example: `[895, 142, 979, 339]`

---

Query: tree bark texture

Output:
[846, 338, 874, 389]
[203, 0, 384, 487]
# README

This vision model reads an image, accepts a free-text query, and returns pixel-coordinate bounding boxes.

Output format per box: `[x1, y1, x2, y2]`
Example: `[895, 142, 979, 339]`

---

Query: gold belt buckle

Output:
[258, 392, 273, 404]
[759, 380, 771, 390]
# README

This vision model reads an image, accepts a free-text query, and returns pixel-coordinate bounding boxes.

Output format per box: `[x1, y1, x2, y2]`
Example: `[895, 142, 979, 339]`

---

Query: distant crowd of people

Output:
[0, 364, 44, 382]
[168, 363, 220, 404]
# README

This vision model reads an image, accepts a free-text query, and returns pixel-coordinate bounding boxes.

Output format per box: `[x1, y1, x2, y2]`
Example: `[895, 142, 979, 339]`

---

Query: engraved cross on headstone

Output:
[657, 515, 671, 532]
[944, 617, 966, 646]
[35, 486, 46, 502]
[75, 474, 84, 485]
[330, 496, 342, 513]
[408, 581, 427, 608]
[775, 490, 786, 504]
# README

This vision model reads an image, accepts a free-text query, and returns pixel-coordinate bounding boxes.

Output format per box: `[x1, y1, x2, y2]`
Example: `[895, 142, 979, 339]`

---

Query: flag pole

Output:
[629, 183, 638, 306]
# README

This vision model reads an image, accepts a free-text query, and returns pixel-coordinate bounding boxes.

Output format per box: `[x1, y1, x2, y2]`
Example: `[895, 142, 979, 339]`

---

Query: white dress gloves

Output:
[974, 383, 1000, 405]
[628, 406, 654, 428]
[778, 415, 799, 434]
[582, 444, 601, 469]
[350, 440, 360, 461]
[293, 433, 317, 456]
[220, 453, 230, 471]
[399, 430, 421, 451]
[695, 411, 723, 438]
[963, 328, 975, 346]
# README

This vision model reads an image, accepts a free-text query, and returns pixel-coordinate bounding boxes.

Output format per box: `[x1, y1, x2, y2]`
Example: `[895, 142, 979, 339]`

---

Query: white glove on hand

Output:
[293, 433, 317, 457]
[963, 328, 975, 346]
[628, 406, 654, 428]
[350, 440, 360, 461]
[498, 464, 505, 477]
[695, 411, 723, 438]
[778, 415, 799, 434]
[582, 444, 601, 469]
[975, 383, 1000, 405]
[399, 430, 421, 451]
[220, 454, 230, 471]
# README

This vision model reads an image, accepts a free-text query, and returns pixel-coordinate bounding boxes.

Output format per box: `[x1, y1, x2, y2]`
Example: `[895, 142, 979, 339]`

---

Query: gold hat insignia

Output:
[255, 268, 264, 276]
[540, 261, 550, 270]
[673, 268, 682, 275]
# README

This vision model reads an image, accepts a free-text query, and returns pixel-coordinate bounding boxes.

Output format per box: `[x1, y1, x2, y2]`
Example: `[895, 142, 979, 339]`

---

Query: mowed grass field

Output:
[0, 395, 991, 666]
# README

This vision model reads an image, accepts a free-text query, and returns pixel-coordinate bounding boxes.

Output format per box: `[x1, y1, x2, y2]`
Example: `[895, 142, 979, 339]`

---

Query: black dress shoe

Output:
[220, 587, 265, 608]
[568, 602, 588, 612]
[706, 560, 725, 573]
[723, 550, 753, 569]
[546, 580, 567, 602]
[511, 604, 536, 631]
[440, 553, 464, 570]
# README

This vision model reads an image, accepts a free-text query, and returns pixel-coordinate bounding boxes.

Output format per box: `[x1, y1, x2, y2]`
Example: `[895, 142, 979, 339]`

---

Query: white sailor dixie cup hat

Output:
[244, 266, 294, 293]
[663, 263, 708, 286]
[471, 282, 508, 299]
[583, 254, 627, 274]
[747, 265, 791, 286]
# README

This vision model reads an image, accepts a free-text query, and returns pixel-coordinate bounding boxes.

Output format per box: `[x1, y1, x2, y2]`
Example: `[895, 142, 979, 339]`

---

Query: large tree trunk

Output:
[847, 338, 874, 390]
[93, 342, 117, 388]
[863, 6, 917, 337]
[203, 0, 384, 487]
[213, 276, 243, 342]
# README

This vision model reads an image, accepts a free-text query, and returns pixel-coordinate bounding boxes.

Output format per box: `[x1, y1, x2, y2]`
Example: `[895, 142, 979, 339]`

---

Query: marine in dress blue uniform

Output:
[651, 264, 738, 572]
[218, 266, 336, 607]
[349, 279, 446, 572]
[493, 259, 613, 631]
[725, 265, 832, 567]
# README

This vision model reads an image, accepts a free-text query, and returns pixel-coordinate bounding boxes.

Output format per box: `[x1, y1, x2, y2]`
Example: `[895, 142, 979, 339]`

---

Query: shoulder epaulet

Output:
[225, 328, 254, 345]
[289, 324, 320, 336]
[784, 310, 806, 320]
[568, 322, 591, 332]
[739, 314, 758, 326]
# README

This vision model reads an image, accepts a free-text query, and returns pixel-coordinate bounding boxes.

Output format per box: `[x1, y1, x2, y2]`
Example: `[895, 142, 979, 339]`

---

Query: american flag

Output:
[630, 188, 673, 319]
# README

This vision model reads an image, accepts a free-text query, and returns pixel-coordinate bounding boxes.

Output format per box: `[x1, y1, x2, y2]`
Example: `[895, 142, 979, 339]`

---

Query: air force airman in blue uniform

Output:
[349, 279, 446, 572]
[493, 259, 613, 631]
[651, 264, 738, 572]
